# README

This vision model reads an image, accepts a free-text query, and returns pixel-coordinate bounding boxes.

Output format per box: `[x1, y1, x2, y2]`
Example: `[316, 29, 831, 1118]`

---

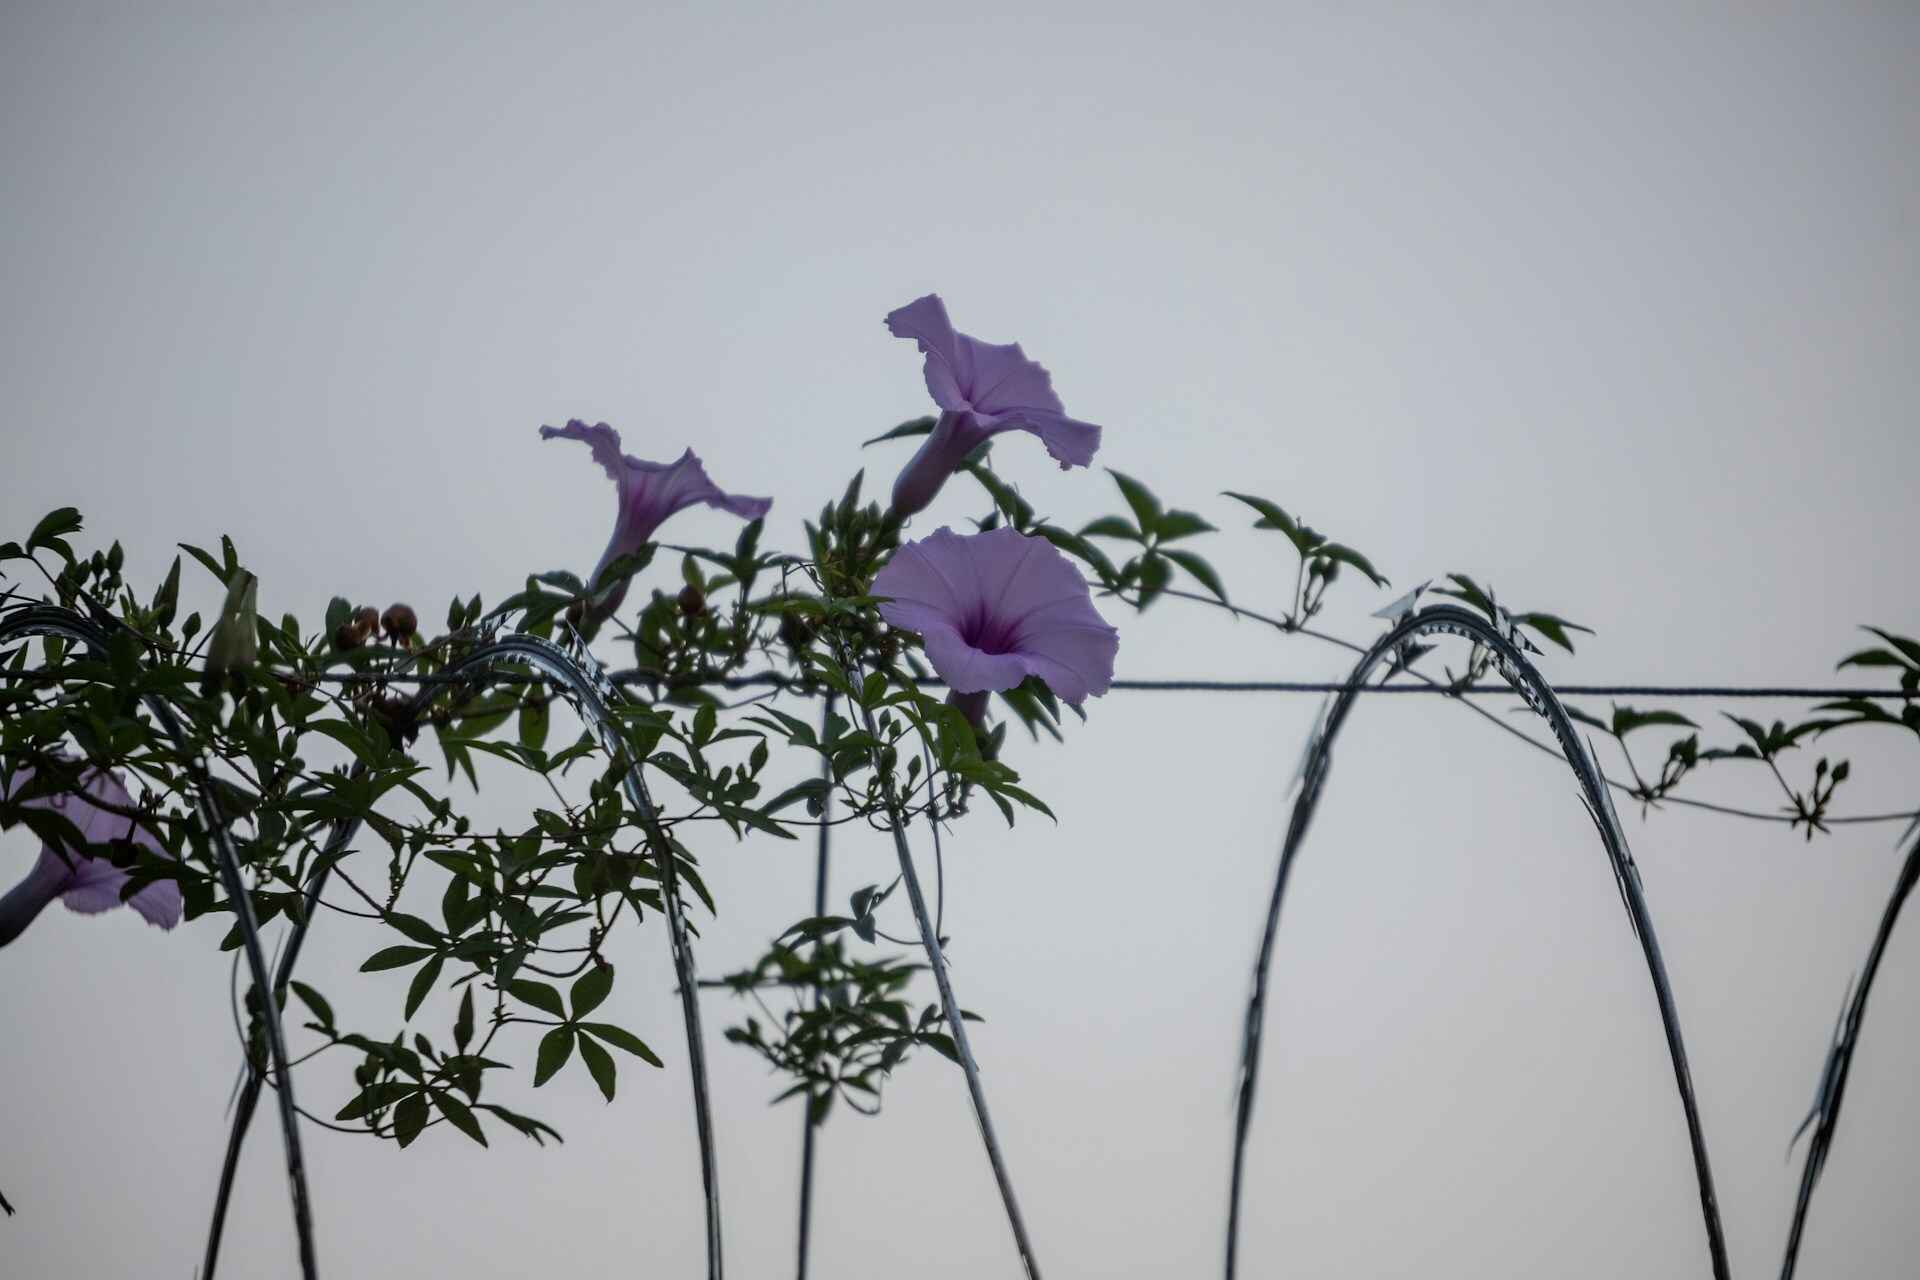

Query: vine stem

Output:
[0, 605, 319, 1280]
[544, 629, 725, 1280]
[1778, 832, 1920, 1278]
[192, 629, 725, 1280]
[842, 672, 1043, 1279]
[202, 806, 361, 1278]
[1224, 604, 1728, 1280]
[795, 693, 835, 1280]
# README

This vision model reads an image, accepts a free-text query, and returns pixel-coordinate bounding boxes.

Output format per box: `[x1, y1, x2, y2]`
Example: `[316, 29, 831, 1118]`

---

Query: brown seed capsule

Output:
[333, 622, 362, 651]
[779, 613, 814, 652]
[677, 584, 706, 618]
[382, 603, 418, 642]
[350, 606, 379, 641]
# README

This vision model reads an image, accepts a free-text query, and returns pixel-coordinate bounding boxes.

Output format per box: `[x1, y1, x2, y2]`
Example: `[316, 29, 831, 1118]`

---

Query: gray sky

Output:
[2, 4, 1917, 1277]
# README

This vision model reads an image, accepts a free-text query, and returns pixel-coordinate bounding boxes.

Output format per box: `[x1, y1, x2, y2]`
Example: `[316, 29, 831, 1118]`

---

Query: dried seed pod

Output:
[779, 613, 814, 653]
[381, 603, 418, 643]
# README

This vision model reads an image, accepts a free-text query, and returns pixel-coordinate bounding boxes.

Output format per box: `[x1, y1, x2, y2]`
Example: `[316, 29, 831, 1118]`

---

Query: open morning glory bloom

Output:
[0, 764, 182, 948]
[872, 525, 1119, 705]
[540, 420, 772, 622]
[885, 294, 1103, 518]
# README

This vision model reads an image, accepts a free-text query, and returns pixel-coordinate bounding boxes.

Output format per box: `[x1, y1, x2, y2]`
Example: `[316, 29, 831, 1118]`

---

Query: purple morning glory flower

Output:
[871, 526, 1119, 705]
[0, 764, 183, 948]
[884, 294, 1103, 518]
[540, 420, 772, 622]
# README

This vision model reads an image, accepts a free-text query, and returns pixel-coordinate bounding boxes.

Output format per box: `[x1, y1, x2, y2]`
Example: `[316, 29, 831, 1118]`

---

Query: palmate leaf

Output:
[1108, 469, 1162, 532]
[1035, 523, 1119, 586]
[1861, 626, 1920, 668]
[1512, 610, 1594, 654]
[1222, 491, 1321, 558]
[1612, 706, 1699, 737]
[1162, 548, 1228, 603]
[533, 1026, 576, 1086]
[577, 1035, 618, 1101]
[1433, 572, 1497, 623]
[1313, 543, 1389, 589]
[580, 1022, 664, 1068]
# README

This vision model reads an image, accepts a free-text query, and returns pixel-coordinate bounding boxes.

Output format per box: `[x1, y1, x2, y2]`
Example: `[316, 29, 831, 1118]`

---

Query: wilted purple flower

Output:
[540, 420, 771, 623]
[0, 764, 182, 947]
[872, 526, 1119, 706]
[885, 295, 1103, 518]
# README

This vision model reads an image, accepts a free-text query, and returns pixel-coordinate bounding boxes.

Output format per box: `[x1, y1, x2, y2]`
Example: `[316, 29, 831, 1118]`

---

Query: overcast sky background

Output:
[3, 4, 1917, 1278]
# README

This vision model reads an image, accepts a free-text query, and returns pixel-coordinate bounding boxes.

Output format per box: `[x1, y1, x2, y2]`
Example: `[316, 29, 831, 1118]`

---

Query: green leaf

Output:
[1223, 491, 1322, 557]
[1034, 524, 1119, 585]
[454, 985, 475, 1051]
[1079, 516, 1139, 541]
[1565, 705, 1610, 733]
[306, 719, 387, 768]
[1838, 648, 1908, 670]
[27, 507, 82, 550]
[578, 1033, 617, 1101]
[920, 1032, 963, 1064]
[1108, 470, 1162, 532]
[1433, 573, 1498, 623]
[1161, 548, 1228, 602]
[289, 980, 335, 1029]
[1135, 553, 1171, 610]
[1861, 627, 1920, 668]
[432, 1089, 488, 1146]
[1314, 543, 1389, 588]
[361, 945, 434, 973]
[862, 417, 938, 447]
[1611, 706, 1699, 737]
[961, 462, 1035, 528]
[580, 1022, 665, 1067]
[571, 965, 613, 1019]
[178, 540, 229, 586]
[1153, 509, 1215, 542]
[1513, 611, 1594, 655]
[392, 1092, 429, 1147]
[507, 979, 567, 1019]
[518, 697, 551, 752]
[533, 1026, 576, 1086]
[404, 954, 444, 1020]
[384, 912, 443, 946]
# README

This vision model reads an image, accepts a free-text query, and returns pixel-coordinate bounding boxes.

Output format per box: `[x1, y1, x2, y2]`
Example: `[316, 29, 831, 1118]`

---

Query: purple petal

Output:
[873, 526, 1118, 704]
[57, 855, 132, 915]
[964, 341, 1064, 417]
[542, 426, 771, 620]
[1001, 409, 1102, 471]
[538, 420, 627, 486]
[2, 762, 181, 938]
[126, 878, 184, 930]
[884, 297, 1104, 515]
[920, 627, 1035, 694]
[885, 294, 969, 411]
